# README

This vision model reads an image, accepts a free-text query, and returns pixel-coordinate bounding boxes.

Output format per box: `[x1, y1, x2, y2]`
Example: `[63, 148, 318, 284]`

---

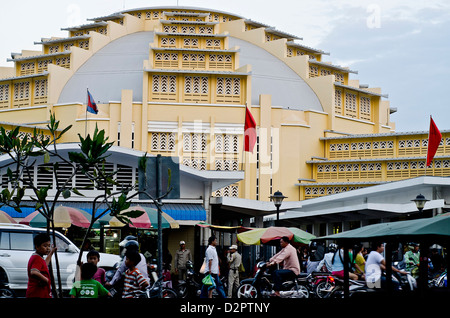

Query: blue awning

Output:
[2, 202, 206, 222]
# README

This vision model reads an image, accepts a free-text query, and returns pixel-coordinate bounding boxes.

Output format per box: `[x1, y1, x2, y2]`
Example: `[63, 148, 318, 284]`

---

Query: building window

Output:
[48, 46, 60, 54]
[182, 157, 207, 170]
[0, 84, 9, 108]
[360, 96, 371, 121]
[183, 133, 207, 152]
[216, 77, 241, 103]
[13, 81, 30, 107]
[34, 79, 48, 104]
[37, 59, 52, 73]
[309, 66, 318, 78]
[335, 73, 345, 84]
[151, 75, 177, 101]
[345, 92, 357, 118]
[214, 184, 239, 197]
[320, 69, 332, 76]
[183, 38, 199, 48]
[20, 62, 35, 76]
[335, 89, 342, 114]
[150, 75, 177, 101]
[151, 132, 175, 152]
[55, 56, 70, 69]
[161, 37, 176, 47]
[215, 134, 239, 153]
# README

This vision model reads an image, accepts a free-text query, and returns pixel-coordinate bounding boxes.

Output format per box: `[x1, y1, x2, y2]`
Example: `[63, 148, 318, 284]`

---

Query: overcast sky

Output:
[1, 0, 449, 132]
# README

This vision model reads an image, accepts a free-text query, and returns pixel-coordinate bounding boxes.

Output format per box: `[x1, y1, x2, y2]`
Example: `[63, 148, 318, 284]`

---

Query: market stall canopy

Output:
[196, 222, 252, 233]
[0, 210, 17, 224]
[19, 206, 91, 228]
[316, 214, 450, 242]
[237, 226, 315, 245]
[105, 205, 179, 229]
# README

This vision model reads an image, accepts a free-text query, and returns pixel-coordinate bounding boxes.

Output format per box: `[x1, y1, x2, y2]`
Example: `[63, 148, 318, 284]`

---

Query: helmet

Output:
[119, 235, 137, 247]
[119, 235, 139, 253]
[328, 243, 338, 253]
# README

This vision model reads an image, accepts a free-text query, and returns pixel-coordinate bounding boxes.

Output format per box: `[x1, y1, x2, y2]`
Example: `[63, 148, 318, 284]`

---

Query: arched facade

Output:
[2, 6, 446, 232]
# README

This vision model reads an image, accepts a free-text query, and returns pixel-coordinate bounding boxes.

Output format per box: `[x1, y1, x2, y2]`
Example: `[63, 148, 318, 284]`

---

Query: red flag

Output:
[244, 106, 257, 153]
[426, 116, 442, 167]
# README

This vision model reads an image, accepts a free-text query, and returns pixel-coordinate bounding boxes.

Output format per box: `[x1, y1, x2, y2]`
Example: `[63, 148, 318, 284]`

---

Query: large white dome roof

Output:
[57, 31, 322, 111]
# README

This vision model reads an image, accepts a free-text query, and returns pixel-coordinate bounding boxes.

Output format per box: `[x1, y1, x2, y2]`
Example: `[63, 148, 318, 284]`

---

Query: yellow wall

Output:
[0, 7, 397, 203]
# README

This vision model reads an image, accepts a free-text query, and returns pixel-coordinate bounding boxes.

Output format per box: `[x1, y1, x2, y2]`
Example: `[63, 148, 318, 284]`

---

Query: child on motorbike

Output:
[86, 250, 106, 285]
[122, 250, 149, 298]
[69, 262, 111, 298]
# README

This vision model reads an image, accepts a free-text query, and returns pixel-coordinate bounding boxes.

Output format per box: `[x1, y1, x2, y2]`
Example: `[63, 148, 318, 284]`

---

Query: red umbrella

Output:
[0, 210, 17, 224]
[260, 227, 295, 244]
[19, 206, 91, 228]
[238, 226, 315, 245]
[108, 206, 152, 229]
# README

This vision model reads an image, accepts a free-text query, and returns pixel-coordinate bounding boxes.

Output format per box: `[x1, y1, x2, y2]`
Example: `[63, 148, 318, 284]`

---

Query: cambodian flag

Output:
[87, 89, 98, 114]
[426, 116, 442, 167]
[244, 106, 257, 153]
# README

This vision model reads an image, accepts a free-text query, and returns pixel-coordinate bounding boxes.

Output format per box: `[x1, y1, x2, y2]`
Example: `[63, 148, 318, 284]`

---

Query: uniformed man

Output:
[174, 241, 191, 281]
[227, 244, 242, 298]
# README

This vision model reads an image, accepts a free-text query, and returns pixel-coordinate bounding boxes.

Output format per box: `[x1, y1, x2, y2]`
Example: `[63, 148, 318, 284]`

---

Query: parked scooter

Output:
[237, 261, 309, 298]
[176, 260, 202, 298]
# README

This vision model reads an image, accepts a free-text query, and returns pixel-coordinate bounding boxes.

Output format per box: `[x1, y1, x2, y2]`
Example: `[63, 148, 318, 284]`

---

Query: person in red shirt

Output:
[87, 250, 106, 285]
[26, 233, 57, 298]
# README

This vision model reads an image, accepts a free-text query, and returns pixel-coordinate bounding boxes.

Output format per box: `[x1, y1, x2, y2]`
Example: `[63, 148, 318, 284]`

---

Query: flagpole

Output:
[425, 115, 432, 176]
[241, 105, 246, 171]
[85, 88, 88, 138]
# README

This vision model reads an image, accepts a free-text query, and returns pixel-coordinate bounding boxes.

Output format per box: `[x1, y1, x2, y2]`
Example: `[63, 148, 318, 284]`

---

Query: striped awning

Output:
[4, 202, 207, 222]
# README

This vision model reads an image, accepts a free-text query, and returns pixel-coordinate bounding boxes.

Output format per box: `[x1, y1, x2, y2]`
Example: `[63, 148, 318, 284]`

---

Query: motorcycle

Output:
[237, 261, 309, 299]
[176, 260, 202, 298]
[394, 271, 417, 292]
[323, 270, 417, 298]
[429, 270, 447, 288]
[105, 264, 178, 298]
[322, 276, 368, 298]
[143, 276, 178, 298]
[312, 272, 336, 298]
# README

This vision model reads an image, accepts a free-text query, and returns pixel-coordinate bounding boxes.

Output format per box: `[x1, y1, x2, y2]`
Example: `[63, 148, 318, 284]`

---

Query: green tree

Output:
[0, 112, 148, 297]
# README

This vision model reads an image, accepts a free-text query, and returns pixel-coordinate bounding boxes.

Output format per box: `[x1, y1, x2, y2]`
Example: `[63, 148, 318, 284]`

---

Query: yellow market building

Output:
[0, 6, 448, 237]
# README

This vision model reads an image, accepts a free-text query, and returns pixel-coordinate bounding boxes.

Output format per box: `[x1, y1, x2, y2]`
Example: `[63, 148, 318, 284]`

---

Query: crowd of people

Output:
[298, 241, 447, 290]
[25, 232, 447, 299]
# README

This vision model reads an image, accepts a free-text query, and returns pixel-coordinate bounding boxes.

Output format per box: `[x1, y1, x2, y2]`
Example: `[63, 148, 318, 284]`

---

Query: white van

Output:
[0, 223, 121, 295]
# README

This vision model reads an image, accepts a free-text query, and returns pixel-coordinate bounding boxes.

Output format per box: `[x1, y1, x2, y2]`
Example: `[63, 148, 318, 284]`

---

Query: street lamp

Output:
[411, 193, 429, 213]
[270, 190, 287, 224]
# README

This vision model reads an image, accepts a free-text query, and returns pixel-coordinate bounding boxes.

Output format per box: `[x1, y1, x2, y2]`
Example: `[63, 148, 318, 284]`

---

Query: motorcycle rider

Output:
[106, 236, 150, 290]
[365, 242, 407, 290]
[316, 243, 338, 272]
[404, 243, 420, 278]
[268, 236, 301, 297]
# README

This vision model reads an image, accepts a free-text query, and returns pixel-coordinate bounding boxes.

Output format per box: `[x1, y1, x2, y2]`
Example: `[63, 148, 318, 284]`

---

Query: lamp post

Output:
[270, 190, 287, 225]
[411, 193, 429, 213]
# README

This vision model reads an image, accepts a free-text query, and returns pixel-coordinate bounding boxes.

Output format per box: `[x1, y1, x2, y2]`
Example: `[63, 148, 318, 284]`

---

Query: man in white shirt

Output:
[365, 242, 406, 290]
[201, 235, 226, 298]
